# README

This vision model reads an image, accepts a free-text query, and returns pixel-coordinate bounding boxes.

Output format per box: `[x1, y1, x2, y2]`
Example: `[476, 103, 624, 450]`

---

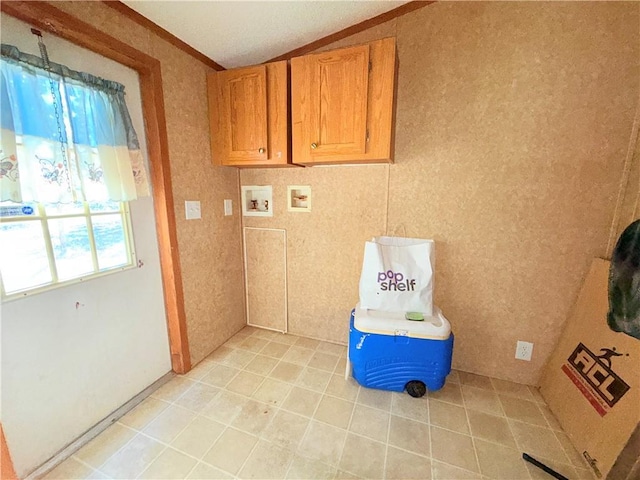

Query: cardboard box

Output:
[540, 258, 640, 479]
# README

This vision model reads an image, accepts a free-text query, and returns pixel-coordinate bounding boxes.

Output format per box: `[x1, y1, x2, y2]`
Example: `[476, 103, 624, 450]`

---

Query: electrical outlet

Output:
[185, 200, 201, 220]
[224, 199, 233, 216]
[515, 341, 534, 361]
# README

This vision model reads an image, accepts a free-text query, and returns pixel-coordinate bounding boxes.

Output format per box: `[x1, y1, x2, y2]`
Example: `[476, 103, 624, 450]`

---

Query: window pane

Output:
[93, 214, 129, 270]
[0, 221, 52, 293]
[49, 217, 94, 280]
[0, 201, 38, 218]
[89, 201, 120, 213]
[45, 202, 85, 216]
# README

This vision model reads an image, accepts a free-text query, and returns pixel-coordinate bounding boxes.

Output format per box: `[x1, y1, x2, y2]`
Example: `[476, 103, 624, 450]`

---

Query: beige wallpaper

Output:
[52, 2, 247, 365]
[242, 2, 640, 385]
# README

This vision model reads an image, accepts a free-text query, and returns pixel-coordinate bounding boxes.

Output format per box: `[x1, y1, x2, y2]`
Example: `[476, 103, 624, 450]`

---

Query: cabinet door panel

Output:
[309, 44, 370, 157]
[223, 65, 268, 163]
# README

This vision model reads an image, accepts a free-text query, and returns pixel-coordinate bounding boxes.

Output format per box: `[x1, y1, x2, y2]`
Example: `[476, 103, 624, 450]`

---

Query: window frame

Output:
[0, 200, 137, 301]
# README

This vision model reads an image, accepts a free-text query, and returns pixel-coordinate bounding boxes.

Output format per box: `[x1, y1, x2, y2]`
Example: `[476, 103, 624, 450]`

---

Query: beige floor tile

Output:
[574, 466, 598, 479]
[334, 470, 361, 479]
[385, 446, 431, 480]
[217, 348, 256, 369]
[207, 346, 235, 363]
[139, 447, 197, 479]
[100, 434, 165, 478]
[525, 455, 579, 480]
[475, 439, 529, 479]
[315, 395, 354, 429]
[349, 404, 389, 442]
[357, 387, 392, 412]
[429, 398, 470, 434]
[432, 460, 481, 479]
[286, 454, 335, 479]
[335, 357, 347, 374]
[528, 385, 547, 404]
[461, 385, 503, 415]
[225, 370, 265, 396]
[540, 405, 564, 431]
[499, 395, 548, 426]
[295, 336, 321, 350]
[252, 377, 293, 406]
[467, 409, 516, 448]
[200, 390, 248, 424]
[185, 360, 216, 380]
[297, 367, 333, 392]
[224, 334, 248, 349]
[282, 346, 315, 366]
[120, 397, 171, 431]
[269, 361, 304, 383]
[282, 386, 323, 417]
[447, 370, 461, 384]
[309, 352, 341, 372]
[388, 415, 430, 456]
[174, 383, 220, 413]
[143, 404, 196, 443]
[251, 328, 282, 341]
[326, 375, 360, 402]
[260, 341, 291, 359]
[230, 399, 277, 435]
[239, 336, 270, 353]
[317, 342, 346, 356]
[428, 381, 463, 406]
[244, 354, 279, 376]
[239, 439, 295, 479]
[84, 469, 108, 479]
[458, 371, 494, 390]
[555, 431, 589, 468]
[202, 427, 258, 475]
[186, 461, 233, 479]
[298, 420, 347, 466]
[262, 409, 311, 450]
[510, 420, 571, 464]
[200, 364, 241, 388]
[171, 416, 225, 459]
[491, 378, 536, 401]
[339, 433, 385, 479]
[43, 457, 94, 479]
[274, 333, 300, 345]
[152, 376, 196, 402]
[392, 392, 429, 423]
[430, 427, 479, 473]
[75, 422, 137, 468]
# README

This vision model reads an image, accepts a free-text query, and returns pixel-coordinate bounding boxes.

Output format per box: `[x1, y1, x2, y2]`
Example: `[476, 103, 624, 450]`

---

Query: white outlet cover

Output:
[185, 200, 201, 220]
[515, 341, 534, 361]
[224, 199, 233, 216]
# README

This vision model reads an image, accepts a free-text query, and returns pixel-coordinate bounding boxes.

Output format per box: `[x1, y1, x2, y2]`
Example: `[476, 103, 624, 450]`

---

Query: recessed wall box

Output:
[241, 185, 273, 217]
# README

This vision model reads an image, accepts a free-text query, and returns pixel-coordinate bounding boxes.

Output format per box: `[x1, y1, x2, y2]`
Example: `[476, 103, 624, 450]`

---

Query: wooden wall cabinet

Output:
[208, 61, 289, 167]
[291, 37, 397, 165]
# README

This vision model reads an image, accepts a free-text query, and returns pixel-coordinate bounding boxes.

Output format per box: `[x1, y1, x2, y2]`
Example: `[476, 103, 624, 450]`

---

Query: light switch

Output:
[224, 199, 233, 216]
[185, 200, 201, 220]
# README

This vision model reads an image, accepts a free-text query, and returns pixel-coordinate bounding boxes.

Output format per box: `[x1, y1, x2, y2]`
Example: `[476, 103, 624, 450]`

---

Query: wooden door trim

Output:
[267, 1, 434, 62]
[1, 424, 18, 480]
[1, 1, 192, 373]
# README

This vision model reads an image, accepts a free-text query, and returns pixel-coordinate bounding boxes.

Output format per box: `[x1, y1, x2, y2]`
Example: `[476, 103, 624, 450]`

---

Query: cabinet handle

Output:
[258, 147, 265, 154]
[311, 143, 318, 149]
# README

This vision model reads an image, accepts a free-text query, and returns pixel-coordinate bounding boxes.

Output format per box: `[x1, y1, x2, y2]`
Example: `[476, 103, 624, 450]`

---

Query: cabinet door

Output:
[309, 45, 370, 158]
[224, 65, 268, 163]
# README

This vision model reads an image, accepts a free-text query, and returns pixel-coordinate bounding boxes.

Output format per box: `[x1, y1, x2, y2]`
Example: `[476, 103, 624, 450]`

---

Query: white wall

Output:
[0, 14, 171, 477]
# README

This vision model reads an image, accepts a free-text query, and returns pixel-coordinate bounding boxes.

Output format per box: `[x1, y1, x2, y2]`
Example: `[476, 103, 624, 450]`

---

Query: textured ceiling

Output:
[121, 1, 408, 68]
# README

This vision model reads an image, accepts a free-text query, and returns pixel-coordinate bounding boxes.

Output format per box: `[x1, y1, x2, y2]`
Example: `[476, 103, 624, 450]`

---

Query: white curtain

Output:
[0, 44, 150, 204]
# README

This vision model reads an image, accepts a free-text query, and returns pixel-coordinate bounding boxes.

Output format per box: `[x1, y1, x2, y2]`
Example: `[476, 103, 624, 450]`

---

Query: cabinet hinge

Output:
[366, 129, 370, 142]
[368, 61, 372, 72]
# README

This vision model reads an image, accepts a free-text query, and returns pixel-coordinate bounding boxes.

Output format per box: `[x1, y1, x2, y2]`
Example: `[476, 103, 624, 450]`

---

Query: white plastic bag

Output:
[358, 236, 435, 315]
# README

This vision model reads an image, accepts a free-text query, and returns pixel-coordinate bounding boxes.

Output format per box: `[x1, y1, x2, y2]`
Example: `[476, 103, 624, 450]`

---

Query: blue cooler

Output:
[349, 304, 454, 397]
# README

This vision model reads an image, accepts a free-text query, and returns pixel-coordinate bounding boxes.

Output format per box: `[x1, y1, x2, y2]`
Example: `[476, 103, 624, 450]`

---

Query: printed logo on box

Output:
[377, 270, 416, 292]
[561, 342, 630, 417]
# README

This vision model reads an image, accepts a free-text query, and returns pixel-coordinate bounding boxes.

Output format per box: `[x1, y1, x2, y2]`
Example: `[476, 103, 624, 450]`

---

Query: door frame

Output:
[1, 1, 192, 374]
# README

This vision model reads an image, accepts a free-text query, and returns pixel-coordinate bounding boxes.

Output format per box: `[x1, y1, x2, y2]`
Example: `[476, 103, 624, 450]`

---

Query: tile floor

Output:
[44, 327, 596, 480]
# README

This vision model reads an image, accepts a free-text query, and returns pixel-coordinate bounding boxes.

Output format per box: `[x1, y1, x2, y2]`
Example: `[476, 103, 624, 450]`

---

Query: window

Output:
[0, 43, 150, 299]
[0, 200, 135, 297]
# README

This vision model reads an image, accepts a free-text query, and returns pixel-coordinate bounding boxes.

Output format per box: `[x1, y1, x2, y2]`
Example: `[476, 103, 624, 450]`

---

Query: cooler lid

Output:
[354, 303, 451, 340]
